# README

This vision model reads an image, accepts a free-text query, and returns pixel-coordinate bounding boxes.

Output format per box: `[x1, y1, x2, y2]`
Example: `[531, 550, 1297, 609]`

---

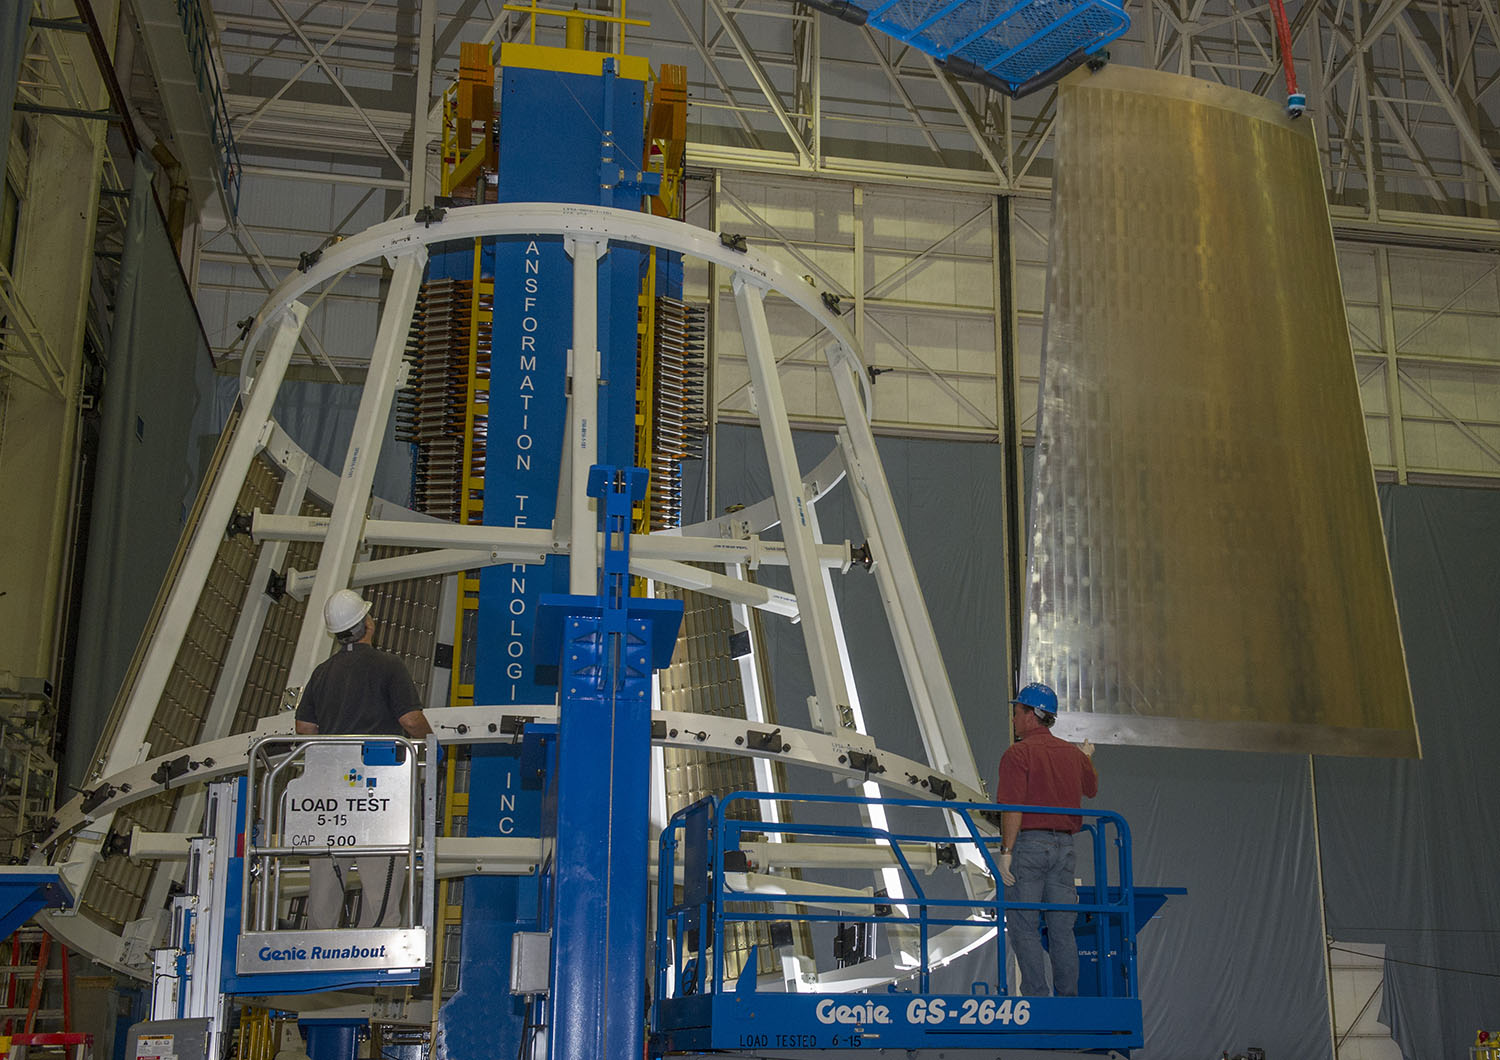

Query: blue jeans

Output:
[1005, 830, 1079, 997]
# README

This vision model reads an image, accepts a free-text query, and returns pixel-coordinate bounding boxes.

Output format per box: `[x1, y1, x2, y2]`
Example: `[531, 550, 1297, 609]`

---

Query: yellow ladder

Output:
[430, 244, 491, 1031]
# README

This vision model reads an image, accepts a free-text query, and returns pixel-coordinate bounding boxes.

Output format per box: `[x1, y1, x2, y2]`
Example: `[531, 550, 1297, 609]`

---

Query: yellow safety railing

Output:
[501, 0, 649, 51]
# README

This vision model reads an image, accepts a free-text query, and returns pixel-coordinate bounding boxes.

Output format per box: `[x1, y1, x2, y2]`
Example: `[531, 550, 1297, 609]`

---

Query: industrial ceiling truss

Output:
[185, 0, 1498, 482]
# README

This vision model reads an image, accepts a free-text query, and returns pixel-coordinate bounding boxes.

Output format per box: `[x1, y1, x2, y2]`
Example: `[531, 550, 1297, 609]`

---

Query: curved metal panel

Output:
[1024, 66, 1418, 757]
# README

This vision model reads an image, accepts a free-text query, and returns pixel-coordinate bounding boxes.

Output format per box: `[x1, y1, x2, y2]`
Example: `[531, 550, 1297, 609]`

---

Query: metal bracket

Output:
[150, 755, 192, 788]
[226, 508, 254, 538]
[743, 727, 787, 753]
[100, 829, 132, 859]
[80, 784, 119, 814]
[844, 749, 884, 780]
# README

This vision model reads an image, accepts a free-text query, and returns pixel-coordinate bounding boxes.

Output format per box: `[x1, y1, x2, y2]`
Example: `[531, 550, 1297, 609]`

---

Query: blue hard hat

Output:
[1010, 682, 1058, 717]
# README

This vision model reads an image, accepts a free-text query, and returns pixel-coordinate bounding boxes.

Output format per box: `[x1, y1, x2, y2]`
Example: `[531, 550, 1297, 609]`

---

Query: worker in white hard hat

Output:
[295, 588, 432, 929]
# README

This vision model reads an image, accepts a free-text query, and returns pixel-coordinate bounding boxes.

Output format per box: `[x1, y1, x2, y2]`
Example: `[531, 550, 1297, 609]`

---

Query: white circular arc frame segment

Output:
[239, 203, 869, 402]
[37, 708, 1000, 984]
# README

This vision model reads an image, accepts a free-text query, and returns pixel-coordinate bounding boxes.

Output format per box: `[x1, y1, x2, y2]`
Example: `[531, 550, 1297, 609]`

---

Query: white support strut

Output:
[96, 303, 307, 780]
[283, 550, 802, 618]
[137, 448, 315, 924]
[831, 364, 982, 791]
[251, 514, 853, 572]
[287, 250, 427, 693]
[567, 237, 604, 592]
[733, 275, 854, 733]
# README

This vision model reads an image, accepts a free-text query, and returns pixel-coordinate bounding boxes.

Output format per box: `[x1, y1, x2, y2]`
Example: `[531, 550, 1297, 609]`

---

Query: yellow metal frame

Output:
[234, 1007, 274, 1060]
[634, 247, 658, 550]
[645, 65, 688, 218]
[498, 40, 650, 80]
[439, 82, 460, 197]
[441, 43, 498, 197]
[439, 81, 493, 199]
[448, 243, 492, 710]
[430, 244, 492, 1036]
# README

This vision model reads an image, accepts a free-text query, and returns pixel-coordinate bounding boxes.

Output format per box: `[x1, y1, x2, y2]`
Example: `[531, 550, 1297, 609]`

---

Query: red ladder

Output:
[0, 930, 70, 1038]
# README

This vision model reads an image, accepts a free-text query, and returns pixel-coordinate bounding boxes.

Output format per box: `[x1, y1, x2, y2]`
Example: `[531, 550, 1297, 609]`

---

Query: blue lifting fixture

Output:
[804, 0, 1129, 97]
[651, 791, 1183, 1054]
[0, 867, 72, 940]
[534, 464, 685, 1060]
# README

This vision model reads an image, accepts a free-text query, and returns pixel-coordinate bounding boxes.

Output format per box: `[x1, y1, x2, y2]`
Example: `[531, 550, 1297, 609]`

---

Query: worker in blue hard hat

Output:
[995, 681, 1098, 997]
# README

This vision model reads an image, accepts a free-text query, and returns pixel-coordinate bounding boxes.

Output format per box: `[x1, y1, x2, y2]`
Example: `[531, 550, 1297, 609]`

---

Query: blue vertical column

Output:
[477, 52, 649, 702]
[536, 467, 682, 1060]
[432, 227, 543, 1059]
[448, 44, 660, 1060]
[301, 1020, 362, 1060]
[447, 48, 649, 1056]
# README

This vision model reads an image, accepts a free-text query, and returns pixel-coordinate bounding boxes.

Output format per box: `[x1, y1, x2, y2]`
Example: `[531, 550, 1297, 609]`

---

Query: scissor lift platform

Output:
[656, 992, 1144, 1052]
[651, 793, 1181, 1056]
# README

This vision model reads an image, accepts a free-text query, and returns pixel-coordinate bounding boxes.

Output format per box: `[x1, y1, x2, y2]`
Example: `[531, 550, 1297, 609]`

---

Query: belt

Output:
[1021, 828, 1075, 835]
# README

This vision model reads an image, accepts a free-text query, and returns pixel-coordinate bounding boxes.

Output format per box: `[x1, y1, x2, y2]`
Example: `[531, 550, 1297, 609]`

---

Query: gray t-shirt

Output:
[296, 643, 421, 735]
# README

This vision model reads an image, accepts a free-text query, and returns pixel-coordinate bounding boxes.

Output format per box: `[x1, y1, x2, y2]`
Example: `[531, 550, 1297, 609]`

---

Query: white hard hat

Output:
[324, 588, 373, 635]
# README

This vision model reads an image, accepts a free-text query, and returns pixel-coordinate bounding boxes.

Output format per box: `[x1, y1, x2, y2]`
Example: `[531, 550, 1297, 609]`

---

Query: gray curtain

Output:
[196, 346, 415, 507]
[1315, 483, 1500, 1060]
[66, 154, 208, 784]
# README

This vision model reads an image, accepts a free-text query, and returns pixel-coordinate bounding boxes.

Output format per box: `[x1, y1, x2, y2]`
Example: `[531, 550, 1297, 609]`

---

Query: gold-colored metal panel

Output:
[1024, 66, 1418, 757]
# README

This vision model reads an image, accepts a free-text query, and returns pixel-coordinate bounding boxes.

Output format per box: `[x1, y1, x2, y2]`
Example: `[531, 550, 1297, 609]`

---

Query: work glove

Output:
[1080, 739, 1096, 758]
[998, 852, 1015, 887]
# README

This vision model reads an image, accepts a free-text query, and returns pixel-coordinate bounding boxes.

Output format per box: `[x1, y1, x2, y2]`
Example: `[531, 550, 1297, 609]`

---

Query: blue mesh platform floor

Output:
[819, 0, 1129, 96]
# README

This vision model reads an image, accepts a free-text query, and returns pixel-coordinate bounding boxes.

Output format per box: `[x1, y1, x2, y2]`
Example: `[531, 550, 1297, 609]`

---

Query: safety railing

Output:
[655, 791, 1137, 1000]
[176, 0, 242, 217]
[242, 735, 425, 933]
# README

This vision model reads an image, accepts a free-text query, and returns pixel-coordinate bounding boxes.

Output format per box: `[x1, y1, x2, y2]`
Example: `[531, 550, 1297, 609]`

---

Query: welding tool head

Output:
[1010, 682, 1059, 721]
[324, 588, 373, 637]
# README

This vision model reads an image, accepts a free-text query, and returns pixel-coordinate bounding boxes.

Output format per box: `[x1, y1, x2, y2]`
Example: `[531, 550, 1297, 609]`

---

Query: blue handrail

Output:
[654, 791, 1138, 1005]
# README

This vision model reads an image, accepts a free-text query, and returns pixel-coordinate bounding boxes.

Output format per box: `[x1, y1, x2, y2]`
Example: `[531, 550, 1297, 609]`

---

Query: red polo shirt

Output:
[996, 728, 1098, 832]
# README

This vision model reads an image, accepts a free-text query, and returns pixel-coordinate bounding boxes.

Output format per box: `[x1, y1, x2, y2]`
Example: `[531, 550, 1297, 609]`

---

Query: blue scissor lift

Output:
[652, 793, 1182, 1054]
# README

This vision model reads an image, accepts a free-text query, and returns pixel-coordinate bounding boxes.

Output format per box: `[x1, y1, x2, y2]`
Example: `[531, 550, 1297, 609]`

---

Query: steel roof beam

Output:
[707, 0, 815, 165]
